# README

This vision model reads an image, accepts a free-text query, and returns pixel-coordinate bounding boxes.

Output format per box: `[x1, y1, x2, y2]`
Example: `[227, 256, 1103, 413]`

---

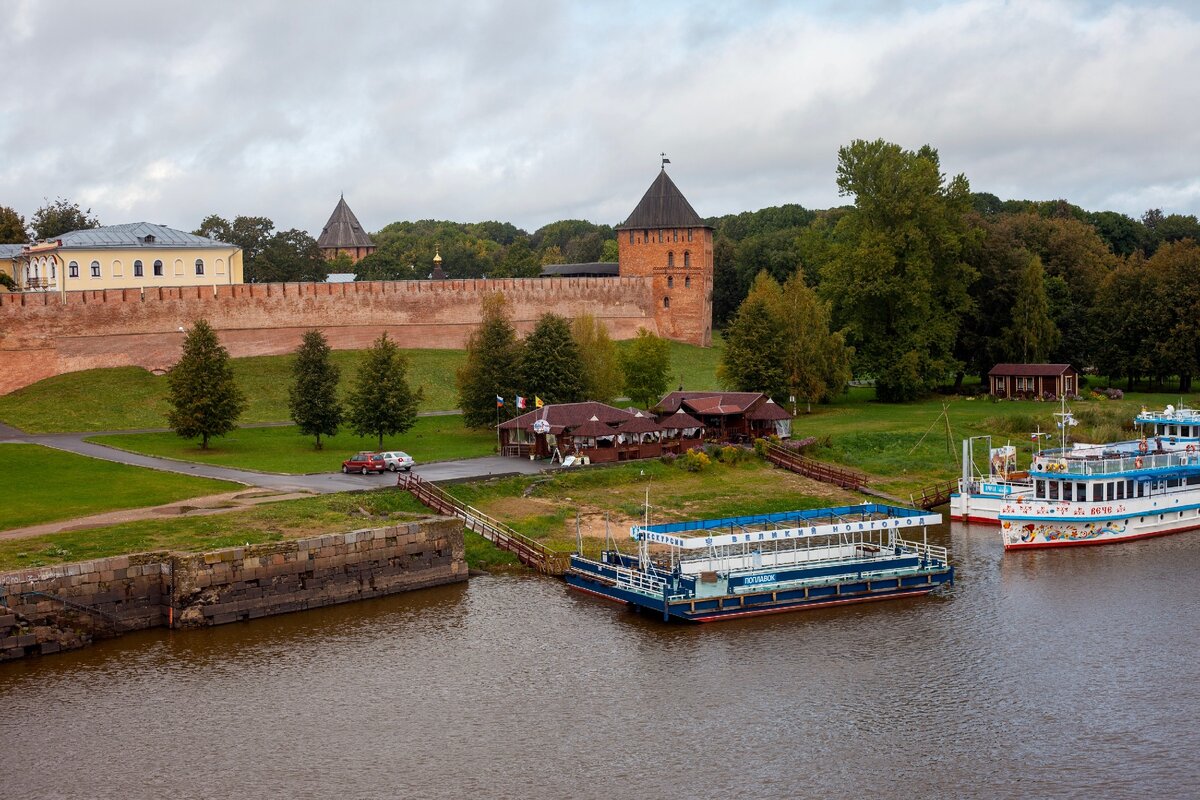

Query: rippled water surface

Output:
[5, 523, 1200, 799]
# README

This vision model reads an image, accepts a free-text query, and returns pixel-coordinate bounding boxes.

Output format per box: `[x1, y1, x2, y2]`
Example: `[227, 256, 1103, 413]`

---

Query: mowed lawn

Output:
[0, 338, 724, 433]
[87, 415, 497, 474]
[0, 444, 239, 531]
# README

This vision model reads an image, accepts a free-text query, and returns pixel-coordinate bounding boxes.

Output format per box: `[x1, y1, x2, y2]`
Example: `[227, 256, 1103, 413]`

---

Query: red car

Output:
[341, 452, 387, 474]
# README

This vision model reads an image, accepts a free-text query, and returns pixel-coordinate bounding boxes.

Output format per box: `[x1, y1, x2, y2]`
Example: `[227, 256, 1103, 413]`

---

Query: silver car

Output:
[378, 450, 415, 472]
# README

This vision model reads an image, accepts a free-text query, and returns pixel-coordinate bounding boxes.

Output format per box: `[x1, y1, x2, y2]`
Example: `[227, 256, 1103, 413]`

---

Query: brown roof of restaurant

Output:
[657, 391, 768, 417]
[569, 417, 620, 438]
[988, 363, 1076, 377]
[746, 398, 792, 421]
[657, 409, 704, 430]
[317, 195, 374, 249]
[497, 401, 635, 431]
[616, 415, 664, 434]
[616, 169, 709, 231]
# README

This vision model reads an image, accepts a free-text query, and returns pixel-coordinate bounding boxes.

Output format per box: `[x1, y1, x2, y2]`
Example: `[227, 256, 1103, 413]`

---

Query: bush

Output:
[677, 450, 711, 472]
[752, 438, 769, 457]
[717, 444, 751, 464]
[659, 452, 678, 465]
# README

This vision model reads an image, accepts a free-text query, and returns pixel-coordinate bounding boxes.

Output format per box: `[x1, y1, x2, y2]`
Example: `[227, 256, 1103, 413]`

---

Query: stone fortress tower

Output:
[317, 195, 375, 263]
[616, 167, 713, 346]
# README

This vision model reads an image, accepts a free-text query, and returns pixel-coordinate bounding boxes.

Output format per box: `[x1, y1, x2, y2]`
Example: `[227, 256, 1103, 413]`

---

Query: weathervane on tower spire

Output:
[661, 152, 670, 168]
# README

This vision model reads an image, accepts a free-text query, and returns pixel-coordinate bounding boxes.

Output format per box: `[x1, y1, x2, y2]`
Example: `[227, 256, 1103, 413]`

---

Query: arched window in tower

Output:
[687, 228, 694, 242]
[667, 251, 674, 268]
[673, 229, 678, 242]
[663, 296, 670, 308]
[629, 230, 634, 245]
[657, 230, 663, 243]
[667, 276, 674, 288]
[684, 276, 691, 288]
[684, 251, 691, 268]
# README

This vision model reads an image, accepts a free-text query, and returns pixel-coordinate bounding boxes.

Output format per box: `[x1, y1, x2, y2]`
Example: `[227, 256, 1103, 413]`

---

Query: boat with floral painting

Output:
[950, 403, 1200, 549]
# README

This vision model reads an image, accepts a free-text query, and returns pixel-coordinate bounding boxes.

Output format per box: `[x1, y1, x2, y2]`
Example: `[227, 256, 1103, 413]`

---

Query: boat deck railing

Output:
[612, 564, 670, 597]
[895, 537, 948, 565]
[1035, 449, 1196, 477]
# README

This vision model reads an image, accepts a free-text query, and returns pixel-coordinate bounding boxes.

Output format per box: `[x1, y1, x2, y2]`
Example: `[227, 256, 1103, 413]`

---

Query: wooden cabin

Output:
[988, 364, 1078, 399]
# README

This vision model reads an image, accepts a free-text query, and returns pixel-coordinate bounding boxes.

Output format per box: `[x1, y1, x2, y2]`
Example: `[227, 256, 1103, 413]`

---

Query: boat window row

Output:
[1034, 475, 1200, 502]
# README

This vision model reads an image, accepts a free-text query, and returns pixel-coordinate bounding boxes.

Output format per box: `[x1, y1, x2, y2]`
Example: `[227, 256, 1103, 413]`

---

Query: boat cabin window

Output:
[1116, 481, 1125, 500]
[1092, 483, 1104, 502]
[1137, 481, 1147, 497]
[1107, 482, 1115, 501]
[1075, 482, 1086, 501]
[1168, 478, 1180, 489]
[1049, 481, 1059, 501]
[1127, 480, 1135, 497]
[1035, 480, 1045, 499]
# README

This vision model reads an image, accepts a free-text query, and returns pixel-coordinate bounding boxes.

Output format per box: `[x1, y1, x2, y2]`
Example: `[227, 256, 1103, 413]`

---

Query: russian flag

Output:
[496, 395, 504, 407]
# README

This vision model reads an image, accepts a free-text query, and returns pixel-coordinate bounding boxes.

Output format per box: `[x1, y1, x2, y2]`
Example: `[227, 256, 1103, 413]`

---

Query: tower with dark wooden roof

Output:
[317, 195, 375, 263]
[616, 167, 713, 346]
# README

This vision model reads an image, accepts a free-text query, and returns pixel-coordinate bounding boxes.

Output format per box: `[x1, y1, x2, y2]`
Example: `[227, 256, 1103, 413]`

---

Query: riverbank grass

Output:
[0, 444, 239, 531]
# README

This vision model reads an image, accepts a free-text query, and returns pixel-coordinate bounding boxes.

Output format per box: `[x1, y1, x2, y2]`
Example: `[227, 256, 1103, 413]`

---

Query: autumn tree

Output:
[520, 313, 586, 404]
[346, 333, 420, 449]
[0, 205, 27, 243]
[620, 328, 671, 409]
[288, 329, 343, 449]
[1003, 255, 1059, 364]
[31, 198, 99, 240]
[718, 272, 789, 400]
[820, 140, 974, 401]
[166, 320, 247, 449]
[571, 314, 624, 404]
[456, 293, 523, 428]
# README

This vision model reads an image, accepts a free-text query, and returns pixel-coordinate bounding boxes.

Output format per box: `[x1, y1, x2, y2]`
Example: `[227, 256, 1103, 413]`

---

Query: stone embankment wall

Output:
[0, 276, 667, 395]
[0, 517, 464, 661]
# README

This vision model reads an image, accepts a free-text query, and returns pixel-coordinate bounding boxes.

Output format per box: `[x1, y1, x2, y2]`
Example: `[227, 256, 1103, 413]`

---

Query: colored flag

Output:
[496, 395, 504, 407]
[535, 396, 544, 408]
[517, 396, 526, 409]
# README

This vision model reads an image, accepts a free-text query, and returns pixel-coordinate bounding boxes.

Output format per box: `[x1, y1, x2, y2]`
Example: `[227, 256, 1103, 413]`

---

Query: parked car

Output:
[378, 451, 415, 472]
[342, 452, 387, 474]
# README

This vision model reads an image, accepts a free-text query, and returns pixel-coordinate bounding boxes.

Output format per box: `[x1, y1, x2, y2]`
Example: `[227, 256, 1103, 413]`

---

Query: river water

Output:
[4, 522, 1200, 799]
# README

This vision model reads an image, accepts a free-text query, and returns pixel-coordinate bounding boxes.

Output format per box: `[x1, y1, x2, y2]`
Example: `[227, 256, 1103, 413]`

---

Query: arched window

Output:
[642, 229, 648, 243]
[90, 260, 101, 278]
[153, 260, 163, 276]
[673, 229, 678, 242]
[50, 262, 56, 279]
[657, 230, 663, 243]
[629, 230, 634, 244]
[684, 276, 691, 288]
[667, 251, 674, 268]
[683, 251, 691, 268]
[663, 296, 670, 308]
[667, 275, 674, 288]
[134, 260, 144, 277]
[68, 261, 79, 278]
[687, 228, 693, 242]
[195, 258, 205, 275]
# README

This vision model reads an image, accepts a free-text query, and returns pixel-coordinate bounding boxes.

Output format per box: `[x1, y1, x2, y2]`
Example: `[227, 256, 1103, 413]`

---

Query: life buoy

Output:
[1138, 439, 1149, 453]
[1035, 461, 1046, 471]
[1135, 456, 1144, 469]
[1188, 444, 1196, 454]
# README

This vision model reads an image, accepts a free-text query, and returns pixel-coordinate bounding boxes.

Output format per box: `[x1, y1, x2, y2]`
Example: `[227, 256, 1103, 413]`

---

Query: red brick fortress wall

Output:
[0, 277, 659, 395]
[617, 226, 713, 346]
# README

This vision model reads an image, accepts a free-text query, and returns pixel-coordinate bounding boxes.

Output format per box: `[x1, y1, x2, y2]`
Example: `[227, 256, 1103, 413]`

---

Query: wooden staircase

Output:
[911, 479, 958, 510]
[397, 472, 570, 576]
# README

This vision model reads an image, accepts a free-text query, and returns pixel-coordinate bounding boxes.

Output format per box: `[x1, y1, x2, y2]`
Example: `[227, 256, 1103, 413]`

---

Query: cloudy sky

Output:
[4, 0, 1199, 236]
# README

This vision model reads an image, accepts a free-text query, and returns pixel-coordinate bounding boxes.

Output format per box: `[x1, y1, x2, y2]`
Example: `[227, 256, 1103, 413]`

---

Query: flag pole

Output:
[496, 395, 501, 455]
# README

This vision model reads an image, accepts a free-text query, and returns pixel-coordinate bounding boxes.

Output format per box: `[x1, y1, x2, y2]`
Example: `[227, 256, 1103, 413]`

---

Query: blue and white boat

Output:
[951, 403, 1200, 549]
[565, 504, 953, 622]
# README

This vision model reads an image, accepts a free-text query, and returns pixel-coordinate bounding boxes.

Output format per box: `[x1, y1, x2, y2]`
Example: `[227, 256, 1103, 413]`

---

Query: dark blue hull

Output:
[565, 563, 954, 623]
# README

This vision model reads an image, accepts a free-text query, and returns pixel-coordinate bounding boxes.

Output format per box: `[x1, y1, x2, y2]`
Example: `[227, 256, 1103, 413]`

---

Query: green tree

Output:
[1003, 254, 1059, 364]
[777, 271, 852, 409]
[0, 272, 16, 291]
[620, 328, 671, 409]
[166, 320, 247, 449]
[820, 139, 975, 401]
[346, 333, 420, 449]
[288, 329, 343, 449]
[571, 314, 624, 403]
[0, 205, 27, 243]
[521, 313, 586, 404]
[252, 229, 328, 283]
[326, 252, 355, 275]
[456, 293, 524, 428]
[599, 239, 619, 263]
[718, 272, 789, 400]
[31, 198, 99, 239]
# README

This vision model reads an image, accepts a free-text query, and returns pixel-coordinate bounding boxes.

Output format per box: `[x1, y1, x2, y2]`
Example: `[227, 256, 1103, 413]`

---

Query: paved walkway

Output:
[1, 417, 552, 534]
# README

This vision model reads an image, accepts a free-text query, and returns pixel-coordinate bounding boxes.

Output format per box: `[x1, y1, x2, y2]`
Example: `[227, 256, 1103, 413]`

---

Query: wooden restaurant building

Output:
[988, 364, 1079, 399]
[498, 402, 704, 463]
[655, 391, 792, 441]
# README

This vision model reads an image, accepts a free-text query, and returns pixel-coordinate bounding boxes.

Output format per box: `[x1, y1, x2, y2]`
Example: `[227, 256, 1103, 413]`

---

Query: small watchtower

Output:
[616, 163, 713, 346]
[317, 195, 375, 263]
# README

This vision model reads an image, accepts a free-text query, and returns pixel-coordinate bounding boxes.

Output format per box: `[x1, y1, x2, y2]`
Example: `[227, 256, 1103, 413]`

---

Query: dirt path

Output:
[0, 489, 316, 541]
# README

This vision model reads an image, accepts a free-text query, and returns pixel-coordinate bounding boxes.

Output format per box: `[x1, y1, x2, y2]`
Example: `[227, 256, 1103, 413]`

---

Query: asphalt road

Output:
[0, 422, 549, 492]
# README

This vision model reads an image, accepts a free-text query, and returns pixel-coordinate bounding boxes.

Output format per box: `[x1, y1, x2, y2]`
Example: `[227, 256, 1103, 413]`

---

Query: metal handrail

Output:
[1034, 450, 1195, 477]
